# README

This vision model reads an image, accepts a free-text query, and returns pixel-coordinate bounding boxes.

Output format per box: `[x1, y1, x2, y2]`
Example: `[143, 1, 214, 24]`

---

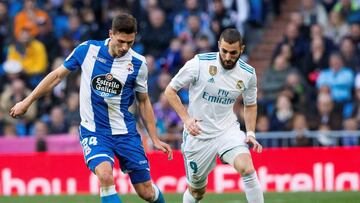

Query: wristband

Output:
[246, 131, 256, 139]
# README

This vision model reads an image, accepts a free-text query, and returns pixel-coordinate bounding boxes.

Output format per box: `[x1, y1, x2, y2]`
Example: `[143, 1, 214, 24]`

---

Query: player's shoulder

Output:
[75, 39, 104, 49]
[129, 49, 146, 64]
[81, 39, 98, 46]
[237, 58, 255, 75]
[197, 52, 218, 61]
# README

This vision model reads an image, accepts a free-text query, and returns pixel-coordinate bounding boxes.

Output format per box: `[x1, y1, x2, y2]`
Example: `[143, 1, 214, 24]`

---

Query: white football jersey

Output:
[169, 52, 257, 138]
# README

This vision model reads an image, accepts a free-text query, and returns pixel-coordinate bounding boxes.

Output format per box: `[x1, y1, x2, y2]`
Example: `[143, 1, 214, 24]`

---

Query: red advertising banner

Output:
[0, 147, 359, 195]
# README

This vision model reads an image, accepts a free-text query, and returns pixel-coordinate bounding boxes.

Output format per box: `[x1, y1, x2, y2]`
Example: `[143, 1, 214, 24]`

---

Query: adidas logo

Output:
[208, 78, 215, 83]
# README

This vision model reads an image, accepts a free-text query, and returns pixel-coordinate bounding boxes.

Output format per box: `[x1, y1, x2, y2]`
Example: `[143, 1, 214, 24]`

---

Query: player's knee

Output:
[234, 157, 255, 175]
[95, 169, 114, 185]
[94, 162, 114, 185]
[237, 166, 255, 176]
[235, 162, 254, 175]
[137, 188, 154, 202]
[190, 188, 206, 200]
[243, 167, 255, 176]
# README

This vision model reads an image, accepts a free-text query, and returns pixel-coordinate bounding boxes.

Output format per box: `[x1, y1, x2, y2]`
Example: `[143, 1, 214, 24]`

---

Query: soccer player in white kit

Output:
[165, 28, 264, 203]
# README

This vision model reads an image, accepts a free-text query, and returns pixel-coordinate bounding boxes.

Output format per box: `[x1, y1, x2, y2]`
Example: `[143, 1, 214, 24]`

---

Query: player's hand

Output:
[246, 136, 263, 153]
[184, 118, 202, 136]
[153, 140, 173, 160]
[9, 100, 30, 118]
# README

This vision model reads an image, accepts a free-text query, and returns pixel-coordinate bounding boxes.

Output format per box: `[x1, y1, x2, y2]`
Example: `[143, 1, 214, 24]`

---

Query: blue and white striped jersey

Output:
[63, 39, 148, 135]
[169, 52, 257, 138]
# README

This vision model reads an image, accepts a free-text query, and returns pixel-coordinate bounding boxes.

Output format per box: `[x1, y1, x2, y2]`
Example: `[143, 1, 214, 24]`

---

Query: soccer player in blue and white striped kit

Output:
[10, 13, 172, 203]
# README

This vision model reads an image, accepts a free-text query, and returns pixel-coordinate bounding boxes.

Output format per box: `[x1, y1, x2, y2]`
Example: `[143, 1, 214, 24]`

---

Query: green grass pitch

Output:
[0, 192, 359, 203]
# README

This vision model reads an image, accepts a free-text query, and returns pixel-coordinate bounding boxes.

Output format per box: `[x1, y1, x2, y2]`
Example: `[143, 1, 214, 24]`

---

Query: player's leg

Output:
[218, 125, 263, 203]
[79, 127, 121, 203]
[233, 153, 263, 203]
[183, 185, 206, 203]
[95, 161, 123, 203]
[114, 133, 164, 202]
[182, 131, 217, 203]
[132, 179, 165, 203]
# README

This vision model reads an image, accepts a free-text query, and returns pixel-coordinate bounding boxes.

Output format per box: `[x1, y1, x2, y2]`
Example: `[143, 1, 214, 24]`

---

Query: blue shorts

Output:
[79, 126, 150, 184]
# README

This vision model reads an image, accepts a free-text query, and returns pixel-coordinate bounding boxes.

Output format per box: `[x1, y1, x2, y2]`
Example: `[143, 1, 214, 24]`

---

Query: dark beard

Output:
[220, 56, 240, 70]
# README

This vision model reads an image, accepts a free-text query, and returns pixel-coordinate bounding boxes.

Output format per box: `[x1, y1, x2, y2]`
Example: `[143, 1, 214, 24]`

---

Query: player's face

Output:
[109, 30, 135, 57]
[218, 39, 244, 70]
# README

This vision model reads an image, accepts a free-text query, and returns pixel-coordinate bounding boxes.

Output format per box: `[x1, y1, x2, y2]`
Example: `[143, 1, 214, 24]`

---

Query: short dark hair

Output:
[112, 13, 137, 34]
[219, 28, 242, 45]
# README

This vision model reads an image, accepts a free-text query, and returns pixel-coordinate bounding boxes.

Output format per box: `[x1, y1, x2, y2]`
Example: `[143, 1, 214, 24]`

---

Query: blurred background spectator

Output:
[13, 0, 51, 40]
[7, 27, 47, 88]
[32, 120, 48, 152]
[140, 7, 174, 58]
[153, 93, 182, 149]
[261, 55, 297, 103]
[316, 52, 354, 105]
[0, 78, 37, 136]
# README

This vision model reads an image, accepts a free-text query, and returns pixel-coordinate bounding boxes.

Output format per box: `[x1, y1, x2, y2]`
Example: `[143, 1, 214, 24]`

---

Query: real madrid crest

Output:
[236, 80, 245, 91]
[209, 65, 217, 77]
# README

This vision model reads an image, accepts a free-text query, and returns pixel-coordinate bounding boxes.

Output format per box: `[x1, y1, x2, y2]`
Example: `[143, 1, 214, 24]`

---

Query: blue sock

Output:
[101, 194, 122, 203]
[100, 185, 122, 203]
[151, 184, 165, 203]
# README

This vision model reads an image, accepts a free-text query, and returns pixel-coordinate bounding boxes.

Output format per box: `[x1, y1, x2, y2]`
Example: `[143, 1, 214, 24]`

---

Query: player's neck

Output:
[108, 50, 114, 57]
[108, 47, 127, 58]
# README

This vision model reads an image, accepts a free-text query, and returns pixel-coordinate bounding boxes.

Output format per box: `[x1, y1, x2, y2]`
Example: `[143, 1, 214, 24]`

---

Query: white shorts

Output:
[181, 123, 250, 189]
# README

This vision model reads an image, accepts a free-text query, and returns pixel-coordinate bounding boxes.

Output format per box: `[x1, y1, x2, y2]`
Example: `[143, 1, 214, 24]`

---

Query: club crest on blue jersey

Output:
[127, 63, 134, 73]
[91, 73, 122, 97]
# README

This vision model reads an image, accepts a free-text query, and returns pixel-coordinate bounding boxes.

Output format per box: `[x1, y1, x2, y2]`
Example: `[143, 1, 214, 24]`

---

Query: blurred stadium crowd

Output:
[0, 0, 359, 150]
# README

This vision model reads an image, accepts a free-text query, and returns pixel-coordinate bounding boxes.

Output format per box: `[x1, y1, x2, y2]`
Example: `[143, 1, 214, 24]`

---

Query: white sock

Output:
[151, 183, 160, 202]
[242, 172, 264, 203]
[183, 189, 199, 203]
[100, 185, 117, 197]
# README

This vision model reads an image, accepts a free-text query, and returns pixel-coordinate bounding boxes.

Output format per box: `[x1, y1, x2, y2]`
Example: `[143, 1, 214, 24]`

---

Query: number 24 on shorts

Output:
[81, 137, 98, 146]
[81, 137, 98, 156]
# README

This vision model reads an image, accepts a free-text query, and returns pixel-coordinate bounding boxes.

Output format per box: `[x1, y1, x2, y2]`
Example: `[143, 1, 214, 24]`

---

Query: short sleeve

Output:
[243, 73, 257, 105]
[134, 62, 148, 93]
[63, 41, 89, 71]
[168, 57, 199, 91]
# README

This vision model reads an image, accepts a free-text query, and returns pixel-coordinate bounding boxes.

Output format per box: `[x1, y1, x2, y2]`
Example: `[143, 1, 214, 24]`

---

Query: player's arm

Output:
[243, 103, 262, 153]
[244, 104, 257, 133]
[164, 57, 202, 136]
[136, 92, 173, 160]
[9, 65, 70, 118]
[242, 73, 262, 153]
[164, 86, 190, 123]
[164, 86, 201, 136]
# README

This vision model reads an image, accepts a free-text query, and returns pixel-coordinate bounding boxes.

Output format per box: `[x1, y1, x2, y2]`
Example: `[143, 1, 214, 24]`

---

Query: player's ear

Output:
[240, 45, 245, 54]
[109, 29, 113, 38]
[218, 41, 221, 49]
